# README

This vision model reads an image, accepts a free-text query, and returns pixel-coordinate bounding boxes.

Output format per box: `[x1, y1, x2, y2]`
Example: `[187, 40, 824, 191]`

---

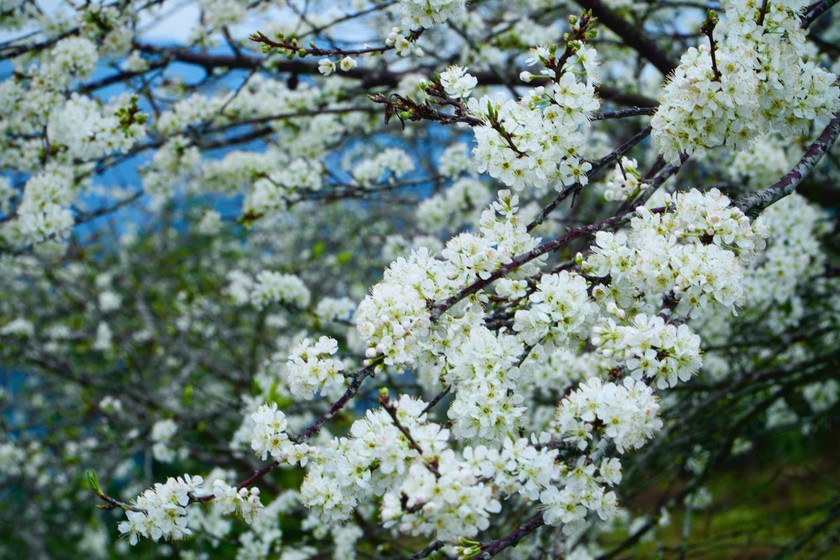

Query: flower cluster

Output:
[150, 419, 179, 463]
[285, 336, 346, 400]
[250, 271, 311, 309]
[118, 475, 206, 545]
[352, 147, 415, 186]
[355, 264, 434, 368]
[513, 271, 598, 350]
[554, 377, 663, 453]
[300, 395, 449, 522]
[249, 402, 293, 461]
[584, 188, 766, 318]
[213, 480, 264, 525]
[463, 436, 560, 500]
[48, 93, 146, 161]
[445, 326, 526, 442]
[386, 27, 423, 57]
[356, 190, 542, 369]
[439, 65, 477, 98]
[743, 194, 829, 332]
[381, 451, 501, 541]
[437, 142, 473, 177]
[244, 158, 323, 218]
[468, 47, 600, 192]
[592, 314, 702, 389]
[652, 0, 840, 163]
[416, 177, 489, 234]
[4, 167, 75, 246]
[314, 296, 356, 323]
[317, 56, 357, 76]
[540, 457, 621, 530]
[0, 317, 34, 337]
[802, 380, 839, 414]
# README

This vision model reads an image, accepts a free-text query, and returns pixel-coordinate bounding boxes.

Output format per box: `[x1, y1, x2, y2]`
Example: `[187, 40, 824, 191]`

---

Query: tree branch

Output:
[133, 41, 658, 107]
[801, 0, 840, 28]
[479, 512, 545, 558]
[736, 113, 840, 218]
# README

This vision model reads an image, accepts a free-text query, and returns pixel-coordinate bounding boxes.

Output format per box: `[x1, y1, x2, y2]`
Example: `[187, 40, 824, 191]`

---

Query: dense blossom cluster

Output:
[48, 94, 146, 161]
[249, 271, 312, 309]
[5, 168, 76, 246]
[249, 403, 295, 462]
[469, 47, 600, 192]
[355, 189, 542, 370]
[554, 377, 662, 453]
[381, 449, 502, 541]
[300, 396, 448, 520]
[439, 65, 478, 98]
[652, 0, 840, 163]
[213, 481, 264, 525]
[0, 34, 147, 250]
[593, 315, 702, 389]
[444, 326, 526, 442]
[539, 458, 620, 530]
[284, 336, 346, 399]
[513, 271, 598, 349]
[355, 266, 433, 368]
[117, 475, 228, 545]
[584, 188, 766, 318]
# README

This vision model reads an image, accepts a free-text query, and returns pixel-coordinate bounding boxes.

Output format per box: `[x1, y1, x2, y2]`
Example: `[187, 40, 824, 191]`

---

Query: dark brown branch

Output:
[527, 125, 653, 232]
[757, 0, 770, 26]
[74, 191, 144, 224]
[133, 41, 658, 107]
[378, 390, 441, 478]
[591, 107, 657, 120]
[409, 540, 445, 559]
[736, 112, 840, 218]
[250, 29, 419, 58]
[296, 360, 380, 441]
[420, 387, 450, 416]
[479, 512, 545, 558]
[701, 10, 721, 81]
[433, 209, 637, 320]
[185, 358, 382, 504]
[801, 0, 839, 28]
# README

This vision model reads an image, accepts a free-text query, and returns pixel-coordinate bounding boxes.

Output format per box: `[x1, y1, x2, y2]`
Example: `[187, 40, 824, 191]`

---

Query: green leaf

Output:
[183, 384, 193, 406]
[311, 241, 325, 259]
[337, 251, 352, 265]
[86, 469, 101, 494]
